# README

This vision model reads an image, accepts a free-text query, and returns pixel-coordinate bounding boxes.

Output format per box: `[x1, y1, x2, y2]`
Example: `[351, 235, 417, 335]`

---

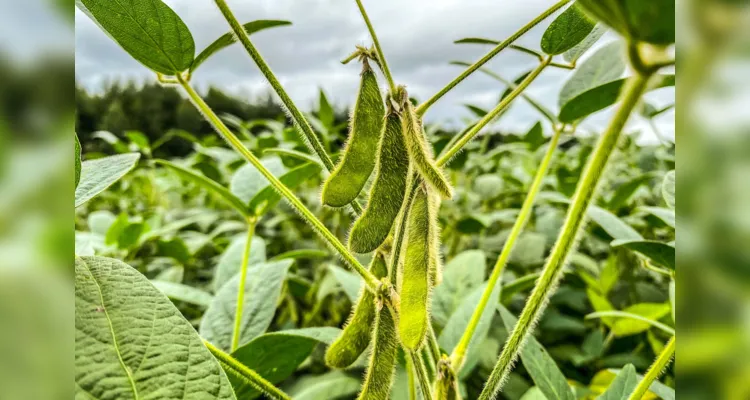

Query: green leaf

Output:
[612, 303, 671, 336]
[75, 256, 235, 399]
[75, 153, 140, 207]
[474, 174, 504, 200]
[669, 279, 675, 323]
[607, 173, 656, 209]
[328, 264, 361, 303]
[499, 306, 576, 400]
[454, 37, 500, 45]
[510, 233, 547, 266]
[432, 250, 486, 327]
[456, 214, 492, 234]
[157, 237, 191, 263]
[156, 159, 250, 218]
[287, 371, 362, 400]
[270, 249, 329, 261]
[612, 240, 675, 270]
[662, 170, 675, 209]
[439, 281, 501, 378]
[212, 235, 267, 293]
[639, 206, 676, 228]
[75, 133, 82, 188]
[597, 364, 638, 400]
[521, 387, 548, 400]
[231, 158, 287, 204]
[229, 328, 341, 399]
[200, 259, 293, 351]
[588, 206, 643, 241]
[318, 89, 335, 128]
[262, 148, 326, 167]
[500, 272, 541, 304]
[564, 24, 607, 63]
[151, 280, 214, 307]
[76, 0, 194, 74]
[578, 0, 675, 45]
[525, 121, 545, 151]
[248, 162, 321, 216]
[190, 20, 291, 73]
[541, 3, 597, 55]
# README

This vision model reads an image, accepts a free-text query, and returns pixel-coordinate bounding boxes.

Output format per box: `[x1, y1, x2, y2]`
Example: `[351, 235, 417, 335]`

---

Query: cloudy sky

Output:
[74, 0, 674, 140]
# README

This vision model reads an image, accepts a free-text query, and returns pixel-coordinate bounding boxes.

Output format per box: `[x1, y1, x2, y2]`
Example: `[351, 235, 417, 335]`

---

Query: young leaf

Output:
[190, 20, 291, 73]
[499, 306, 576, 400]
[564, 24, 607, 63]
[156, 159, 250, 218]
[75, 134, 82, 188]
[151, 280, 214, 307]
[76, 0, 195, 74]
[75, 256, 235, 399]
[212, 235, 267, 293]
[229, 328, 341, 399]
[611, 240, 675, 270]
[597, 364, 638, 400]
[541, 3, 596, 55]
[248, 162, 321, 216]
[75, 153, 140, 207]
[287, 371, 362, 400]
[662, 170, 675, 209]
[200, 259, 293, 351]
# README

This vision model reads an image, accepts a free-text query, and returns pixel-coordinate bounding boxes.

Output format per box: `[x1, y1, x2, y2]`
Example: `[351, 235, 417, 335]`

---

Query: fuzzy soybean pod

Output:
[348, 109, 411, 254]
[357, 291, 398, 400]
[321, 60, 385, 208]
[398, 187, 440, 350]
[324, 253, 388, 369]
[400, 96, 453, 199]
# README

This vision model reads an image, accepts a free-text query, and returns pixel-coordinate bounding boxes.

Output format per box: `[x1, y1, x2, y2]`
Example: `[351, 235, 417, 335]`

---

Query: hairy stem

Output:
[409, 350, 434, 400]
[415, 0, 571, 116]
[451, 125, 563, 371]
[437, 59, 550, 166]
[212, 0, 364, 215]
[628, 336, 676, 400]
[388, 176, 419, 285]
[231, 218, 257, 352]
[355, 0, 396, 92]
[478, 72, 654, 400]
[178, 75, 379, 291]
[205, 340, 291, 400]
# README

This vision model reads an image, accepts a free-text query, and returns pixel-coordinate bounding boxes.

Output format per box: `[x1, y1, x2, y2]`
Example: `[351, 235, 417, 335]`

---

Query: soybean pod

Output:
[400, 92, 453, 199]
[435, 355, 461, 400]
[356, 289, 398, 400]
[348, 96, 411, 254]
[321, 59, 385, 208]
[398, 186, 441, 350]
[325, 253, 388, 369]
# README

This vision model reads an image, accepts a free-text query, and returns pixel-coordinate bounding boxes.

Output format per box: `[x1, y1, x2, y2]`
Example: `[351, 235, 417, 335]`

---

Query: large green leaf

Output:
[76, 0, 194, 74]
[578, 0, 675, 45]
[151, 280, 214, 308]
[212, 235, 267, 292]
[190, 20, 291, 73]
[75, 153, 140, 207]
[612, 240, 675, 270]
[598, 364, 638, 399]
[75, 134, 82, 188]
[200, 259, 293, 351]
[499, 306, 576, 400]
[432, 250, 486, 327]
[564, 24, 607, 63]
[248, 162, 321, 216]
[541, 3, 597, 55]
[287, 371, 361, 400]
[228, 328, 341, 399]
[230, 158, 287, 204]
[439, 281, 501, 378]
[75, 256, 235, 399]
[156, 159, 250, 218]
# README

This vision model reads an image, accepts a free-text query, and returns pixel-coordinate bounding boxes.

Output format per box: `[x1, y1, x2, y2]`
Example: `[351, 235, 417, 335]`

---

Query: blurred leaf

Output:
[157, 237, 191, 263]
[248, 163, 321, 216]
[662, 170, 675, 209]
[151, 281, 213, 307]
[524, 121, 545, 151]
[578, 0, 675, 45]
[499, 306, 576, 400]
[588, 206, 643, 241]
[520, 387, 548, 400]
[465, 104, 489, 118]
[612, 240, 675, 270]
[328, 264, 361, 302]
[587, 288, 615, 327]
[231, 158, 287, 204]
[541, 3, 597, 55]
[75, 153, 140, 207]
[75, 256, 234, 399]
[87, 210, 117, 236]
[76, 0, 195, 74]
[270, 249, 329, 261]
[669, 279, 675, 323]
[229, 327, 341, 399]
[75, 134, 82, 188]
[212, 235, 267, 292]
[200, 259, 293, 351]
[639, 206, 676, 228]
[191, 20, 291, 73]
[156, 159, 250, 217]
[607, 173, 656, 209]
[263, 148, 325, 167]
[564, 24, 607, 63]
[318, 89, 335, 128]
[432, 250, 486, 327]
[597, 364, 637, 400]
[454, 37, 499, 45]
[611, 303, 671, 336]
[287, 371, 361, 400]
[456, 214, 492, 234]
[474, 174, 504, 200]
[501, 272, 541, 304]
[510, 233, 547, 266]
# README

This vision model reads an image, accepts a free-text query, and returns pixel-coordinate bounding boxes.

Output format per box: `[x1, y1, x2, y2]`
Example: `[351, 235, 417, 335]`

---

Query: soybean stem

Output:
[231, 218, 257, 352]
[177, 75, 379, 291]
[450, 124, 563, 371]
[409, 350, 435, 400]
[478, 72, 654, 400]
[204, 340, 291, 400]
[627, 336, 676, 400]
[355, 0, 396, 92]
[415, 0, 572, 116]
[437, 58, 550, 167]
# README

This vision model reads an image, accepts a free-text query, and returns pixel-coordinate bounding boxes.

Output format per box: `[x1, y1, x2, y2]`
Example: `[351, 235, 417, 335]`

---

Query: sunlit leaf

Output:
[612, 239, 675, 270]
[75, 153, 140, 207]
[597, 364, 637, 399]
[432, 250, 486, 327]
[541, 3, 596, 55]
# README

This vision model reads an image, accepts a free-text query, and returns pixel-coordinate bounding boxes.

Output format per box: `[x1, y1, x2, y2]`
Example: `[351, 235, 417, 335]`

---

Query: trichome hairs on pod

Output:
[435, 354, 461, 400]
[356, 279, 398, 400]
